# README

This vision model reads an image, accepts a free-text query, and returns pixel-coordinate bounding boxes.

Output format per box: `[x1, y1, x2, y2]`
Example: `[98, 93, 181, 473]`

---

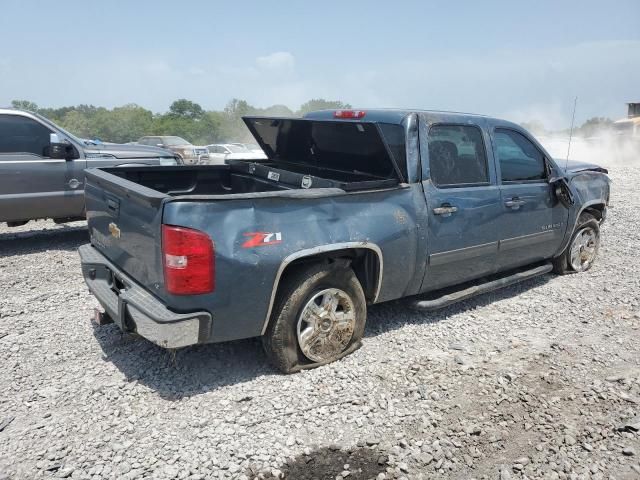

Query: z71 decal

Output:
[242, 232, 283, 248]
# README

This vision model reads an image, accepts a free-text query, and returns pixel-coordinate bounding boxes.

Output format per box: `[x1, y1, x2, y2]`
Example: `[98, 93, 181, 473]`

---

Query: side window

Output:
[0, 114, 52, 157]
[494, 129, 546, 182]
[428, 124, 489, 187]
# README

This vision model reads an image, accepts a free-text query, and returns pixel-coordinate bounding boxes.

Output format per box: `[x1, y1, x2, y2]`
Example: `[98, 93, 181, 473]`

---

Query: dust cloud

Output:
[537, 133, 640, 170]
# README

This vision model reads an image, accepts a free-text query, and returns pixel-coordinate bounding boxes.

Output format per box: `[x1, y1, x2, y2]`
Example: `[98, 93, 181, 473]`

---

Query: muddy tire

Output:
[552, 213, 600, 274]
[262, 261, 367, 373]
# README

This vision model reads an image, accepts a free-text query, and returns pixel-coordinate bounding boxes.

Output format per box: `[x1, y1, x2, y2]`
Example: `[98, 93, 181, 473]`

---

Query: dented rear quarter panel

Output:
[161, 184, 428, 342]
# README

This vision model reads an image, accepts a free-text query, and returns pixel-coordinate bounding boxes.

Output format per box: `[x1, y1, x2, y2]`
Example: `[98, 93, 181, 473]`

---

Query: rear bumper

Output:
[79, 244, 211, 349]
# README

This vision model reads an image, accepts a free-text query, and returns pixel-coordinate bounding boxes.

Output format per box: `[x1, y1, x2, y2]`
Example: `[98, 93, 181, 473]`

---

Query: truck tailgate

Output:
[84, 168, 168, 294]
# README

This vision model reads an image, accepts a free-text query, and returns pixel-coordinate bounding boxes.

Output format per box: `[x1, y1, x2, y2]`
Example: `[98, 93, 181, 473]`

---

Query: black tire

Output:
[262, 261, 367, 373]
[552, 212, 600, 274]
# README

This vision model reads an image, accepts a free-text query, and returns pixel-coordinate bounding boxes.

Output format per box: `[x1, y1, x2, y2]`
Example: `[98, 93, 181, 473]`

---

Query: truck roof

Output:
[0, 107, 37, 116]
[303, 108, 520, 128]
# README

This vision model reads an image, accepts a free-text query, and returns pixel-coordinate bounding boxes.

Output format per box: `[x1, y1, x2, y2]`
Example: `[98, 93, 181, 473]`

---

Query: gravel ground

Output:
[0, 168, 639, 480]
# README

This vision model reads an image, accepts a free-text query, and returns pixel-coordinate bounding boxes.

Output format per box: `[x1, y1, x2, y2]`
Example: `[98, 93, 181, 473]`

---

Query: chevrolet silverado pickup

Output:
[0, 109, 181, 226]
[79, 109, 610, 372]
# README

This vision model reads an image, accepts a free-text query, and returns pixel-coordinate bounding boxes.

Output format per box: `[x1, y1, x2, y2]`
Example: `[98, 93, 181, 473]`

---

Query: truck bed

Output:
[83, 159, 419, 343]
[102, 161, 399, 199]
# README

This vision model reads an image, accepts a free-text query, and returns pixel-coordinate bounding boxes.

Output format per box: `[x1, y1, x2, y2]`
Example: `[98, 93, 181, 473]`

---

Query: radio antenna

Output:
[565, 96, 578, 169]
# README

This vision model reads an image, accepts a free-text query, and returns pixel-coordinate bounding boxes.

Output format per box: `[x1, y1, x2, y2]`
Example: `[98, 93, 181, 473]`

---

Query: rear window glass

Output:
[246, 118, 405, 180]
[428, 124, 488, 187]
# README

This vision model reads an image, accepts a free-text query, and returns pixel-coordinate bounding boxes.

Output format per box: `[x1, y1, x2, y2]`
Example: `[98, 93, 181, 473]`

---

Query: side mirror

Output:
[50, 133, 70, 160]
[549, 176, 575, 208]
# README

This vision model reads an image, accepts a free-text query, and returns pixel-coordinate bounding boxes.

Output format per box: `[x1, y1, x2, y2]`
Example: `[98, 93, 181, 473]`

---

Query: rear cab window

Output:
[427, 124, 489, 187]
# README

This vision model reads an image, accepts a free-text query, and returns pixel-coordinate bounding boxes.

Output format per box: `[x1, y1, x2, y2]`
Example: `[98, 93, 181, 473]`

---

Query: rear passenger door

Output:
[421, 120, 502, 291]
[491, 128, 568, 270]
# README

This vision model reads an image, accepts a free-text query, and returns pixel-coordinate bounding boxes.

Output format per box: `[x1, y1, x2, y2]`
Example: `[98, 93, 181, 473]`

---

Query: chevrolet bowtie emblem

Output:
[108, 222, 121, 239]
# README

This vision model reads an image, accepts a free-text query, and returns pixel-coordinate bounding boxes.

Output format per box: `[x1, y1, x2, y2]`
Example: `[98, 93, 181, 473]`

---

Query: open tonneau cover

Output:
[242, 116, 406, 187]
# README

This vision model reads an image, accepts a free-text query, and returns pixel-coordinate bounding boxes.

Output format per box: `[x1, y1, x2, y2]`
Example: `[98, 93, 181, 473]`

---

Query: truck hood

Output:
[557, 159, 608, 175]
[83, 143, 174, 159]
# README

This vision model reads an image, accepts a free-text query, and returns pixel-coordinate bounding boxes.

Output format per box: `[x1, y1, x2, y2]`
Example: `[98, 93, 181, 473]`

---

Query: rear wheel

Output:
[262, 261, 366, 373]
[553, 213, 600, 274]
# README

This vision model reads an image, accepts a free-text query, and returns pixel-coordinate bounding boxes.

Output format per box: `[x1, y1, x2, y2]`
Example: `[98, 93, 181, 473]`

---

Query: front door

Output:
[0, 113, 85, 223]
[491, 128, 568, 270]
[421, 122, 502, 291]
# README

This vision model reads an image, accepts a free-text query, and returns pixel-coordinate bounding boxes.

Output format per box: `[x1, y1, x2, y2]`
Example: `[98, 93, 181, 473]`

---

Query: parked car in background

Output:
[80, 109, 610, 372]
[230, 142, 265, 154]
[206, 143, 267, 164]
[137, 136, 209, 164]
[0, 109, 181, 227]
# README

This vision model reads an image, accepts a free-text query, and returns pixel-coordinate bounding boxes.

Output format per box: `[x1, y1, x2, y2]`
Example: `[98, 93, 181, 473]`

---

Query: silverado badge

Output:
[108, 222, 121, 239]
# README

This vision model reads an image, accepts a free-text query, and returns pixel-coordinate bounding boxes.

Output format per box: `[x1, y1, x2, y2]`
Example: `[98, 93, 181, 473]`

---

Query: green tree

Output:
[220, 98, 257, 142]
[297, 99, 351, 116]
[149, 99, 223, 144]
[255, 104, 294, 117]
[168, 99, 205, 120]
[59, 110, 93, 138]
[11, 99, 38, 112]
[224, 98, 253, 118]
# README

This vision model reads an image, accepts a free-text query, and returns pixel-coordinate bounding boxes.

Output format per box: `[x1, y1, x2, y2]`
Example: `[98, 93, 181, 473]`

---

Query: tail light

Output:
[334, 110, 366, 119]
[162, 225, 214, 295]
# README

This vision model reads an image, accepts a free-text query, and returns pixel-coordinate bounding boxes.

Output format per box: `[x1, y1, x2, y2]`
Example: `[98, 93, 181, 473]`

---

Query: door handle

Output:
[433, 204, 458, 216]
[67, 178, 81, 189]
[504, 198, 526, 209]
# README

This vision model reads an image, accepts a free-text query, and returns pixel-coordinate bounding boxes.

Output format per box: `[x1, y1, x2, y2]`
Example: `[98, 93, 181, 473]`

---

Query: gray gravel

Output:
[1, 167, 639, 479]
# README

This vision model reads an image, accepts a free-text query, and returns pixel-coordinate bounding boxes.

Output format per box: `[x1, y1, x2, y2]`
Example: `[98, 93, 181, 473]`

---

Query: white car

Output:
[206, 143, 267, 164]
[230, 142, 265, 154]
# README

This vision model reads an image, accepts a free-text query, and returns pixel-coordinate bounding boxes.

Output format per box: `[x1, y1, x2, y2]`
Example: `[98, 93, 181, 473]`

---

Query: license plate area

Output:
[106, 268, 129, 297]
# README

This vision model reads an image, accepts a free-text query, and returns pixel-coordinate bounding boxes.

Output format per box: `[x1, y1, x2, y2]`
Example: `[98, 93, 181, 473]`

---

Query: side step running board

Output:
[412, 263, 553, 311]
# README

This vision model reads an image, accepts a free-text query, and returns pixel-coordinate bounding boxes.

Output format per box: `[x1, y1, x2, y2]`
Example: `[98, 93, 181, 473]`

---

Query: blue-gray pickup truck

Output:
[79, 109, 610, 372]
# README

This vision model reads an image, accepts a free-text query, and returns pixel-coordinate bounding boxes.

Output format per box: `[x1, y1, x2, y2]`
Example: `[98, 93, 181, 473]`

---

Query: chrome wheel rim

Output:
[569, 226, 598, 272]
[296, 288, 356, 363]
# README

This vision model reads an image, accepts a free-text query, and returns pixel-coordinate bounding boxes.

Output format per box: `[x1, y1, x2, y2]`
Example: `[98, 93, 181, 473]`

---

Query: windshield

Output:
[163, 136, 191, 146]
[35, 113, 87, 145]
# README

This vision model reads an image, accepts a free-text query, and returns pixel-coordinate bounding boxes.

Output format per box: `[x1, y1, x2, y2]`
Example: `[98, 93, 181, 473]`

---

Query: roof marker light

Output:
[334, 110, 366, 119]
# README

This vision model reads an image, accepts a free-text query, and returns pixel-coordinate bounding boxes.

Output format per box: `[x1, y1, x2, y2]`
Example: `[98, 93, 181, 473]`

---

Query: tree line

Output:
[9, 98, 351, 145]
[10, 98, 616, 144]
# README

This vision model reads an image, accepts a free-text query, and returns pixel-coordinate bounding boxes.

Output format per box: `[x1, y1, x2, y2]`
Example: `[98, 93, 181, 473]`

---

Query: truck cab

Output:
[0, 109, 181, 226]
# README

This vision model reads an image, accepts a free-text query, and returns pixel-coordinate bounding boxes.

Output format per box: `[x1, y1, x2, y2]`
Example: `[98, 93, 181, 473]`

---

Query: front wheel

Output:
[262, 261, 366, 373]
[553, 213, 600, 274]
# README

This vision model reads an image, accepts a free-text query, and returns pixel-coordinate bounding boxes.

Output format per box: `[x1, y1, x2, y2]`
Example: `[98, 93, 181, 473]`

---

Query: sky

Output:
[1, 0, 639, 128]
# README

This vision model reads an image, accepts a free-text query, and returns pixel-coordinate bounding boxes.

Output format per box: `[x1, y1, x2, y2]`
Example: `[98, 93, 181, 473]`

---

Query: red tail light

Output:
[162, 225, 214, 295]
[334, 110, 366, 119]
